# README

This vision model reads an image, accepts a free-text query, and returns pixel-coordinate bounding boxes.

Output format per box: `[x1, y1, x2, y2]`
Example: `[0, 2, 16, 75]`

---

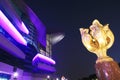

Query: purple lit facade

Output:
[21, 22, 29, 34]
[0, 0, 29, 35]
[26, 6, 46, 47]
[10, 0, 46, 47]
[32, 53, 56, 65]
[0, 0, 57, 80]
[37, 62, 56, 72]
[0, 10, 27, 46]
[32, 53, 56, 72]
[0, 34, 25, 59]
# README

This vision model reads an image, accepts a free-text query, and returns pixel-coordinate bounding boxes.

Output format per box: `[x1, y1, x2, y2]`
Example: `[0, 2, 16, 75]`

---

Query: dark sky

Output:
[25, 0, 120, 79]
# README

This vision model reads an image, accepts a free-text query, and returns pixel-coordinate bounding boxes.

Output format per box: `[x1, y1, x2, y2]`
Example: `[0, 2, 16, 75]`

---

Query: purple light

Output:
[32, 53, 56, 65]
[0, 71, 11, 75]
[21, 22, 29, 34]
[0, 34, 25, 59]
[26, 6, 46, 47]
[8, 0, 46, 47]
[0, 0, 29, 34]
[0, 10, 27, 45]
[37, 62, 56, 72]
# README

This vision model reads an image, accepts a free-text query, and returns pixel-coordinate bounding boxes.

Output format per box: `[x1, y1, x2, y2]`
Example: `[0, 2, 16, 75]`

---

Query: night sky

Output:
[25, 0, 120, 79]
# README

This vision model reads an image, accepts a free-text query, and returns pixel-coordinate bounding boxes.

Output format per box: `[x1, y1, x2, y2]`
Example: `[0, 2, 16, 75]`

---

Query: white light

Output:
[13, 72, 18, 78]
[50, 33, 65, 45]
[56, 78, 59, 80]
[47, 75, 50, 79]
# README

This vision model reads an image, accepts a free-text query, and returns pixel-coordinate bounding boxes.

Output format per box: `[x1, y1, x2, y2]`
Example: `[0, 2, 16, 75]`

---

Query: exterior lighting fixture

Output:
[56, 78, 59, 80]
[13, 72, 18, 79]
[47, 75, 50, 79]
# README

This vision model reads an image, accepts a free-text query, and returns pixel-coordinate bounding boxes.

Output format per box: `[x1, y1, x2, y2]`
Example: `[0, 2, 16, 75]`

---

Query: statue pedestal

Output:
[95, 58, 120, 80]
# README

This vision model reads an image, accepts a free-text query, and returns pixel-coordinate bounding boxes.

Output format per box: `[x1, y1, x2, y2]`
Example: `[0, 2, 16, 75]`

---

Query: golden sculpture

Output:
[79, 20, 120, 80]
[80, 19, 114, 63]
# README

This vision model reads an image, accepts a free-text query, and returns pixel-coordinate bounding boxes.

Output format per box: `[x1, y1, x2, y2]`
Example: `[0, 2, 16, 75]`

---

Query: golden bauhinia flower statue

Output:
[79, 19, 120, 80]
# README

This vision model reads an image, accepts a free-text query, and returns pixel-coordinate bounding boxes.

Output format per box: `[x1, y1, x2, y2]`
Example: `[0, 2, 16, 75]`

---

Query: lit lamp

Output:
[47, 75, 50, 80]
[13, 67, 18, 80]
[56, 78, 59, 80]
[79, 19, 120, 80]
[13, 72, 18, 80]
[61, 76, 65, 80]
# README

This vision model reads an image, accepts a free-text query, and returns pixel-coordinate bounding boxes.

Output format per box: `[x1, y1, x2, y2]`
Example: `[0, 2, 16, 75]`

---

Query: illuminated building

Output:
[0, 0, 64, 80]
